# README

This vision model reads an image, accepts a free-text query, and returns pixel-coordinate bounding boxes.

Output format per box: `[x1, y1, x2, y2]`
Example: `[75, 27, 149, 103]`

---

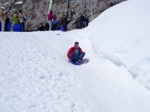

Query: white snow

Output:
[1, 0, 150, 112]
[3, 2, 9, 5]
[15, 1, 23, 5]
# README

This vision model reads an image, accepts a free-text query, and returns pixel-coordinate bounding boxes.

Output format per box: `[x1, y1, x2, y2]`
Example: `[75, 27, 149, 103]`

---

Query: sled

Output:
[69, 58, 90, 65]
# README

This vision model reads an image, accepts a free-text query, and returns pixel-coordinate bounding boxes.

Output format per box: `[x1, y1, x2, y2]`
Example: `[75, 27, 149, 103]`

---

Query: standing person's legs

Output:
[20, 23, 22, 31]
[60, 25, 64, 31]
[5, 21, 7, 31]
[48, 21, 52, 30]
[56, 25, 59, 30]
[86, 21, 89, 27]
[80, 22, 83, 29]
[1, 20, 5, 32]
[0, 21, 1, 31]
[64, 25, 67, 31]
[21, 22, 25, 31]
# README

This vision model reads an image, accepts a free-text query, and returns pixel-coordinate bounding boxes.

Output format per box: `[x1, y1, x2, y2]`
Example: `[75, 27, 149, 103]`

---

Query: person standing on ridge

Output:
[53, 15, 59, 30]
[61, 15, 68, 31]
[12, 13, 18, 26]
[79, 13, 85, 29]
[84, 16, 89, 27]
[18, 10, 25, 31]
[4, 13, 10, 31]
[0, 7, 6, 32]
[12, 12, 20, 31]
[47, 10, 54, 30]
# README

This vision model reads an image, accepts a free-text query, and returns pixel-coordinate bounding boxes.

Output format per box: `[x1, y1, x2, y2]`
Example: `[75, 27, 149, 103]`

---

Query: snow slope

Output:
[0, 0, 150, 112]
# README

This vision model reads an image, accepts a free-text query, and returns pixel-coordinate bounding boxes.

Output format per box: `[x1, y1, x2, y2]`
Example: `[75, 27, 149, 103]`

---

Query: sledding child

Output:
[67, 42, 85, 62]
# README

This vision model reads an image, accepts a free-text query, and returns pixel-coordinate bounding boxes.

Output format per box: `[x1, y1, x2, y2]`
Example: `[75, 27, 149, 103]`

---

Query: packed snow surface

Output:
[0, 0, 150, 112]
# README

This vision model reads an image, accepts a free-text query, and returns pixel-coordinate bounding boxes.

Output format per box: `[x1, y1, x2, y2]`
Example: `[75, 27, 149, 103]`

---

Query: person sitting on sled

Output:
[67, 42, 85, 62]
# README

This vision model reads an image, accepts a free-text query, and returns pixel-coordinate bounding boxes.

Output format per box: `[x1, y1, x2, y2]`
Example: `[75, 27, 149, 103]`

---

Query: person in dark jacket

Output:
[52, 15, 59, 30]
[38, 23, 44, 31]
[45, 22, 49, 31]
[5, 13, 10, 31]
[67, 42, 85, 62]
[84, 16, 89, 27]
[61, 15, 68, 31]
[79, 13, 85, 29]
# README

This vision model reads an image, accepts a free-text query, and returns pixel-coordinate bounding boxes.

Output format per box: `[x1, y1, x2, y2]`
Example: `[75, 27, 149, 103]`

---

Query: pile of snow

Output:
[0, 0, 150, 112]
[87, 0, 150, 89]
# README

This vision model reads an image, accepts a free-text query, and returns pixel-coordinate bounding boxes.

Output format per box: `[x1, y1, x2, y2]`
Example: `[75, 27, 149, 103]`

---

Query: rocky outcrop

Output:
[0, 0, 125, 31]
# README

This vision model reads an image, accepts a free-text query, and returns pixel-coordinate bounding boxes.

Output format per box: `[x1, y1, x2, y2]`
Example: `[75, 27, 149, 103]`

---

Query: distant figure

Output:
[84, 17, 89, 27]
[79, 13, 85, 29]
[5, 13, 10, 31]
[45, 22, 49, 31]
[0, 8, 6, 32]
[12, 13, 18, 25]
[38, 23, 44, 31]
[18, 10, 25, 31]
[67, 42, 85, 62]
[52, 15, 59, 30]
[109, 3, 114, 7]
[47, 10, 53, 30]
[61, 15, 68, 31]
[12, 13, 21, 32]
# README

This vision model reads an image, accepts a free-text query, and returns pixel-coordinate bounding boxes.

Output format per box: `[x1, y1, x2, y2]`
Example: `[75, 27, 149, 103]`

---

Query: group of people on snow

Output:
[38, 10, 89, 32]
[0, 7, 26, 32]
[0, 7, 89, 32]
[44, 10, 69, 32]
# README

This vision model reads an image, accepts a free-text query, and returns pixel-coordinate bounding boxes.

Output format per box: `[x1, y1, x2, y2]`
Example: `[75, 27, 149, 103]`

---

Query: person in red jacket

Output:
[67, 42, 85, 62]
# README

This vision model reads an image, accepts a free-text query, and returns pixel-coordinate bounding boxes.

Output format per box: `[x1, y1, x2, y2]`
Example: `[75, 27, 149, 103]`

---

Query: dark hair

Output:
[19, 10, 22, 13]
[75, 42, 79, 45]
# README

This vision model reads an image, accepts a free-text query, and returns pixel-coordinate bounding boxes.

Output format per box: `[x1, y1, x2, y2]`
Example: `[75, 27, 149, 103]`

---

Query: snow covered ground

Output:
[1, 0, 150, 112]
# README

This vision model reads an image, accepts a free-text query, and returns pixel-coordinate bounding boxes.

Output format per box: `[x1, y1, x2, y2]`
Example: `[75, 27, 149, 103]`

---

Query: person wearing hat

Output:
[67, 42, 85, 62]
[0, 8, 6, 32]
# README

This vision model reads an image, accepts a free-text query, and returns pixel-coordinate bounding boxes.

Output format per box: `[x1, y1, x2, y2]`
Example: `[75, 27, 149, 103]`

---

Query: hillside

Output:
[0, 0, 150, 112]
[0, 0, 124, 30]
